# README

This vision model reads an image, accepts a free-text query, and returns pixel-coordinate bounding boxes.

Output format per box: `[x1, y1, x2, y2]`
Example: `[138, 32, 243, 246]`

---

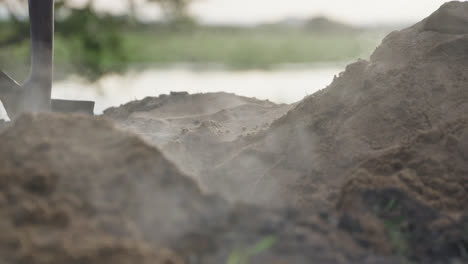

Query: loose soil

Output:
[1, 2, 467, 264]
[197, 0, 468, 210]
[0, 113, 406, 264]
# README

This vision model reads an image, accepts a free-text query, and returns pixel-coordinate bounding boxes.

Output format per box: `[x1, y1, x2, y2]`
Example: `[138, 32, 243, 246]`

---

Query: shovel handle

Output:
[21, 0, 54, 114]
[29, 0, 54, 80]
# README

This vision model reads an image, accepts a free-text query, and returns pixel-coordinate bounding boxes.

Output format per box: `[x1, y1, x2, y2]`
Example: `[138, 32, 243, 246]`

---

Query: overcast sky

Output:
[1, 0, 453, 25]
[89, 0, 453, 25]
[190, 0, 451, 25]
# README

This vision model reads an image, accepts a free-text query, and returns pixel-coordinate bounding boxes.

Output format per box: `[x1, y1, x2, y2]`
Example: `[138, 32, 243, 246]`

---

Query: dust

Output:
[1, 1, 468, 264]
[0, 114, 191, 264]
[0, 113, 231, 246]
[0, 113, 408, 264]
[105, 92, 293, 188]
[104, 1, 468, 213]
[200, 0, 468, 210]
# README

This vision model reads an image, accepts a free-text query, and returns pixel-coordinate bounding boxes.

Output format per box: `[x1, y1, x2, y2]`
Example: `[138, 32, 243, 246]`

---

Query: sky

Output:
[0, 0, 454, 25]
[86, 0, 452, 26]
[190, 0, 451, 25]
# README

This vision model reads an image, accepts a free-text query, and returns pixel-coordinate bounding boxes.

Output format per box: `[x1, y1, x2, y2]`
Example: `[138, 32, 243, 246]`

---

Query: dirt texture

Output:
[104, 2, 468, 211]
[0, 113, 408, 264]
[338, 117, 468, 262]
[1, 2, 468, 264]
[105, 92, 293, 187]
[201, 1, 468, 210]
[0, 113, 213, 264]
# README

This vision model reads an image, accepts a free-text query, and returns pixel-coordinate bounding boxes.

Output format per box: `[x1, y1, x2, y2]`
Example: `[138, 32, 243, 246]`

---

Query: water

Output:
[0, 65, 344, 118]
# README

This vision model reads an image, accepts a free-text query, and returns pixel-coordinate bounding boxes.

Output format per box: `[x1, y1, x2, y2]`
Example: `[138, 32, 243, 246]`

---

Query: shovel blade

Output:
[0, 71, 21, 92]
[51, 99, 95, 115]
[0, 71, 22, 118]
[2, 71, 95, 117]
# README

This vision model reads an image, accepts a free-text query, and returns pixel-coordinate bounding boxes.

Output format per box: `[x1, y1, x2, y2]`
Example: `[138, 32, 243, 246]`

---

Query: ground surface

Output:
[0, 2, 467, 264]
[108, 1, 468, 212]
[105, 92, 294, 184]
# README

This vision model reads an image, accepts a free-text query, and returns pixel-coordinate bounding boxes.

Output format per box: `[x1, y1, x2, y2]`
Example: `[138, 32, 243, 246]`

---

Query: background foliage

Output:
[0, 0, 385, 81]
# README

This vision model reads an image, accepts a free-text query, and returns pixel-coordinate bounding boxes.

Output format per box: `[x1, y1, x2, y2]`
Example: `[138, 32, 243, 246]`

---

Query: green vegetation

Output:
[227, 235, 277, 264]
[1, 24, 383, 80]
[122, 27, 381, 68]
[372, 196, 410, 256]
[385, 198, 397, 211]
[0, 1, 387, 81]
[384, 218, 409, 256]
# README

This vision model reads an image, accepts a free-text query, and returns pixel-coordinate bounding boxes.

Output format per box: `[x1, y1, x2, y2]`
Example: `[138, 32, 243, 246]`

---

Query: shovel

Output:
[0, 0, 94, 120]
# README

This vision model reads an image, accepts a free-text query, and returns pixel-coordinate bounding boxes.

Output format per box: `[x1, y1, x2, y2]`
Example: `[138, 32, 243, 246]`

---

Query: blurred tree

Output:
[54, 1, 128, 79]
[0, 0, 29, 46]
[143, 0, 198, 25]
[152, 0, 191, 20]
[1, 0, 127, 79]
[0, 0, 199, 79]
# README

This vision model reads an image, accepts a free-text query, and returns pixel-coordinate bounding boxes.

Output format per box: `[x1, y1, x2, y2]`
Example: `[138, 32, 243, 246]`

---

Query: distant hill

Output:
[304, 16, 357, 32]
[258, 16, 359, 33]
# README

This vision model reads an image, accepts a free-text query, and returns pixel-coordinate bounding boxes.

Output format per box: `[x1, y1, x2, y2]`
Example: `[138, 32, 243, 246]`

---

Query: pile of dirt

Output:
[0, 112, 464, 264]
[2, 2, 467, 263]
[201, 1, 468, 209]
[101, 3, 468, 212]
[178, 203, 409, 264]
[0, 113, 221, 264]
[0, 113, 409, 264]
[420, 1, 468, 34]
[338, 117, 468, 262]
[105, 92, 293, 186]
[105, 91, 283, 122]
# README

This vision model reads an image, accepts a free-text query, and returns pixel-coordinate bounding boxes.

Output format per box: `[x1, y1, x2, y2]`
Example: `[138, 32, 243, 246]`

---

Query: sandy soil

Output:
[0, 114, 189, 264]
[0, 2, 467, 264]
[105, 92, 294, 185]
[107, 1, 468, 213]
[338, 117, 468, 262]
[0, 113, 406, 264]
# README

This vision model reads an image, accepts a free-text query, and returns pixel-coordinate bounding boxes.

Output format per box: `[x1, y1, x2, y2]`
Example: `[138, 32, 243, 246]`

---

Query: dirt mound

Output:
[6, 2, 466, 263]
[0, 113, 408, 264]
[177, 203, 408, 264]
[105, 92, 293, 186]
[204, 1, 468, 210]
[423, 1, 468, 34]
[105, 92, 280, 120]
[338, 118, 468, 262]
[0, 113, 224, 263]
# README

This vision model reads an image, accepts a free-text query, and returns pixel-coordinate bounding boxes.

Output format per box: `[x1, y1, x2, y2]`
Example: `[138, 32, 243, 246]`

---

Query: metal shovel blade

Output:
[0, 71, 21, 91]
[0, 71, 23, 118]
[51, 99, 95, 115]
[1, 70, 95, 118]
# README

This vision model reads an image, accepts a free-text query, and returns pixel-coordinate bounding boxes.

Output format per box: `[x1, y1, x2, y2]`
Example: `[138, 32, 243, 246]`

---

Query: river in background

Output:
[0, 65, 345, 118]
